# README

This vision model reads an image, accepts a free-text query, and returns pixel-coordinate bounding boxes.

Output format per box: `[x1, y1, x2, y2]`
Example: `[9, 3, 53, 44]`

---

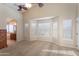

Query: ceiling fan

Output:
[18, 5, 28, 11]
[16, 3, 44, 11]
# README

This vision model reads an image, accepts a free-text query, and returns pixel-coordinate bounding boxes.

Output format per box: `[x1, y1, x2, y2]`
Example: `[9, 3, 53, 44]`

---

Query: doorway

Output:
[6, 19, 17, 46]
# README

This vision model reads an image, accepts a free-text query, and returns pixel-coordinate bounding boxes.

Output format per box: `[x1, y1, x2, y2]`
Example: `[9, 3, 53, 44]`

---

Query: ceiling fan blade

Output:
[18, 5, 22, 11]
[23, 7, 28, 10]
[38, 3, 44, 7]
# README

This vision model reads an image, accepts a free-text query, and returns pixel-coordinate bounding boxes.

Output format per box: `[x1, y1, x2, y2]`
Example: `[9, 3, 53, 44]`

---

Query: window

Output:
[38, 22, 50, 37]
[31, 20, 51, 37]
[31, 21, 37, 36]
[63, 19, 72, 40]
[6, 24, 16, 33]
[52, 21, 58, 39]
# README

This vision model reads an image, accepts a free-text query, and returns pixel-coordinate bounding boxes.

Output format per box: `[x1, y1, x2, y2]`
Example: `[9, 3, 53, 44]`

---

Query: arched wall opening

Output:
[0, 4, 24, 48]
[6, 18, 17, 46]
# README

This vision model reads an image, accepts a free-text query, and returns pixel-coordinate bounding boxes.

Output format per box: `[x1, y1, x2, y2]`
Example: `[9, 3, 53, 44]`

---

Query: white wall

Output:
[0, 4, 24, 41]
[23, 3, 77, 47]
[76, 4, 79, 48]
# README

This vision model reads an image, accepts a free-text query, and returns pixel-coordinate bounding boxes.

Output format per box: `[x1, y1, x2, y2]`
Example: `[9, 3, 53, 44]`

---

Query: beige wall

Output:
[0, 4, 24, 41]
[23, 3, 76, 20]
[23, 3, 77, 47]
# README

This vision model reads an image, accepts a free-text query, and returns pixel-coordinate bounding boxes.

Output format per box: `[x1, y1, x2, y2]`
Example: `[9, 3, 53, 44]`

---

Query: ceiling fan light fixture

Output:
[25, 3, 32, 9]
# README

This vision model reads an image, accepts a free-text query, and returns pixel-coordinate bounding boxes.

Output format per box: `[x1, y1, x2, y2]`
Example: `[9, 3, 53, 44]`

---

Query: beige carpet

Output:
[7, 39, 16, 47]
[7, 33, 16, 47]
[0, 40, 79, 56]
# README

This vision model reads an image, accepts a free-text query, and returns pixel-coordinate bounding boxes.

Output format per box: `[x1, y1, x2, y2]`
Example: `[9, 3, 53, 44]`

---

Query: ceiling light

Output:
[25, 3, 32, 9]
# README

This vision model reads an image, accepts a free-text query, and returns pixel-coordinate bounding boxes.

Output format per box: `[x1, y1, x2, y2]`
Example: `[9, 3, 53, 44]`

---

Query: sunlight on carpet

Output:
[42, 49, 77, 56]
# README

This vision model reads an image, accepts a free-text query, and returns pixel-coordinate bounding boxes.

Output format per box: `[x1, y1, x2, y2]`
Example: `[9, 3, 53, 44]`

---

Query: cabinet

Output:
[10, 33, 16, 40]
[0, 29, 7, 49]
